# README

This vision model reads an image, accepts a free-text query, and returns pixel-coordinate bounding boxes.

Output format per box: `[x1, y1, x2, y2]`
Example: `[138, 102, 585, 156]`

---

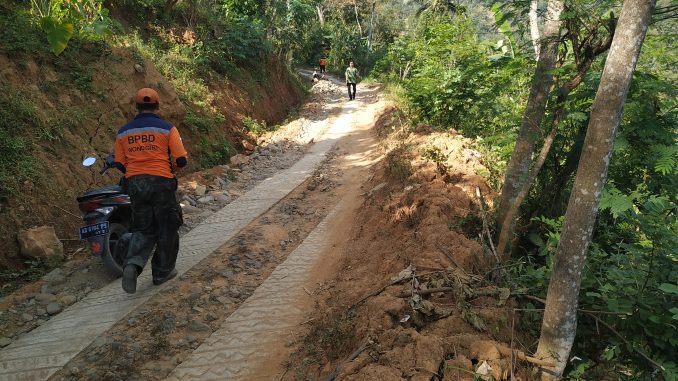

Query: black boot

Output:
[122, 265, 139, 294]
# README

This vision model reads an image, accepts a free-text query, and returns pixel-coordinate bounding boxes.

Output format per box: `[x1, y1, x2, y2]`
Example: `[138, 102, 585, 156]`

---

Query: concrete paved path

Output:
[165, 204, 339, 380]
[164, 92, 375, 381]
[0, 101, 357, 381]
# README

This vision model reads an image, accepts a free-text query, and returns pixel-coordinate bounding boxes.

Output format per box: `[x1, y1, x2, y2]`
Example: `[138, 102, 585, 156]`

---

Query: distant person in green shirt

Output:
[345, 61, 361, 100]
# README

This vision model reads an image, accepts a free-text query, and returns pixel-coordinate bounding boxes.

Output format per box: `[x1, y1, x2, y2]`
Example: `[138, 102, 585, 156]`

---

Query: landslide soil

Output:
[281, 108, 539, 380]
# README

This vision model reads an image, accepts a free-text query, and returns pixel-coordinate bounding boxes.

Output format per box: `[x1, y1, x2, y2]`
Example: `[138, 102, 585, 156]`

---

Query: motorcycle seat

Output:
[77, 185, 123, 202]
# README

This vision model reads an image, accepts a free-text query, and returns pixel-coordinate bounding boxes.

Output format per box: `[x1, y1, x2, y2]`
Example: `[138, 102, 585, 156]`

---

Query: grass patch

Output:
[40, 106, 96, 141]
[0, 257, 62, 298]
[122, 33, 216, 109]
[185, 109, 225, 134]
[0, 9, 48, 55]
[0, 84, 41, 196]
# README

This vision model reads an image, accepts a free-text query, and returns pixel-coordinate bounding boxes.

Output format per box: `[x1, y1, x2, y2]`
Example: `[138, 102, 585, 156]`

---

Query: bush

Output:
[198, 138, 236, 168]
[242, 116, 270, 135]
[385, 145, 413, 182]
[185, 109, 225, 133]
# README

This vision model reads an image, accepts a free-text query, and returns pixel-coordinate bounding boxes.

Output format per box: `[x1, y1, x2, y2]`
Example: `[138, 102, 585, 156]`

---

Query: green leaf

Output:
[490, 4, 515, 54]
[93, 20, 108, 35]
[653, 145, 678, 175]
[600, 186, 635, 218]
[659, 283, 678, 295]
[40, 16, 73, 56]
[670, 307, 678, 320]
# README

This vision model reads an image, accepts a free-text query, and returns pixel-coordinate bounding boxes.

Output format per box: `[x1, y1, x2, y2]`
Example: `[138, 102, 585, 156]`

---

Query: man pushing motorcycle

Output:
[114, 88, 188, 294]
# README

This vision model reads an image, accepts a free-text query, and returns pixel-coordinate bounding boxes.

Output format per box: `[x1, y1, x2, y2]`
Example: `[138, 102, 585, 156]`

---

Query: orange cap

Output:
[135, 88, 159, 105]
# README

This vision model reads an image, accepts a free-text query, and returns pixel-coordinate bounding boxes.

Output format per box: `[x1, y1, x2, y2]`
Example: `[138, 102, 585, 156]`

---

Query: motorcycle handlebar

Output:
[99, 153, 116, 175]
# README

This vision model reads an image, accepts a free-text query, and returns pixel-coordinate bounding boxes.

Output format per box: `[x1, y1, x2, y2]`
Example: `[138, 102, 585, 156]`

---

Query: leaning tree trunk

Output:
[495, 0, 564, 257]
[535, 0, 655, 378]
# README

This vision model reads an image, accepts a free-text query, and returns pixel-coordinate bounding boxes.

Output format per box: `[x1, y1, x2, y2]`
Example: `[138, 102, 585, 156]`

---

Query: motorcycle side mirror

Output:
[82, 157, 97, 167]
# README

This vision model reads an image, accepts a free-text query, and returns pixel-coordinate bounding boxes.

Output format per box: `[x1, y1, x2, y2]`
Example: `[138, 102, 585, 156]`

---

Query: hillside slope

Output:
[0, 2, 303, 268]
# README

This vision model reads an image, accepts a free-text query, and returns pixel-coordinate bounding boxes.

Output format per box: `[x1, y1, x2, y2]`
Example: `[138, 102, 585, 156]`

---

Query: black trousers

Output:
[125, 175, 183, 277]
[347, 82, 357, 100]
[319, 65, 326, 73]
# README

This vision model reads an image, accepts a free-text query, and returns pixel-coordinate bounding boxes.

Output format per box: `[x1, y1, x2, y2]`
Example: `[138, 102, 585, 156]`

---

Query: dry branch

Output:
[475, 187, 499, 263]
[350, 269, 443, 308]
[324, 337, 372, 381]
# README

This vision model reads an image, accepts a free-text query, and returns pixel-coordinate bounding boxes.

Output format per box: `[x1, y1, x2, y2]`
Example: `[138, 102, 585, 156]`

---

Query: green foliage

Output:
[198, 138, 236, 168]
[185, 109, 225, 134]
[30, 0, 116, 55]
[204, 16, 270, 73]
[324, 23, 369, 73]
[512, 188, 678, 378]
[374, 14, 530, 141]
[39, 14, 73, 55]
[490, 3, 515, 58]
[0, 10, 49, 53]
[652, 144, 678, 175]
[242, 116, 270, 135]
[0, 85, 40, 196]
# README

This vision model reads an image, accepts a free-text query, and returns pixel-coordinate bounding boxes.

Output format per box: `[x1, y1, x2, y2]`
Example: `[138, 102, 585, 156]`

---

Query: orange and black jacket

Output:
[114, 113, 188, 179]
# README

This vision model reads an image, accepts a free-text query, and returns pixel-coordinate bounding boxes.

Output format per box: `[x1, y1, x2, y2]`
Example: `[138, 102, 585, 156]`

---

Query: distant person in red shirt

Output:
[114, 88, 188, 294]
[319, 57, 327, 73]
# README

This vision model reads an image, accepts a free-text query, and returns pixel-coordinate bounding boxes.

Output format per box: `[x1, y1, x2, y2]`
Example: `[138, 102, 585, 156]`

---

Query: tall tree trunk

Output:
[353, 0, 363, 38]
[495, 0, 564, 258]
[535, 0, 655, 378]
[367, 1, 376, 51]
[316, 4, 325, 26]
[529, 0, 541, 60]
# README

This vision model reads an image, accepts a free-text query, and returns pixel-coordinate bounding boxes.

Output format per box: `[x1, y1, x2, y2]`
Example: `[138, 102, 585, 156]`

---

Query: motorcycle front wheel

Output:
[102, 222, 128, 277]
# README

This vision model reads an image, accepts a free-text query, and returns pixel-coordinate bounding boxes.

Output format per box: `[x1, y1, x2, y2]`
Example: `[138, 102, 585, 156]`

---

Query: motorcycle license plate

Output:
[79, 221, 109, 239]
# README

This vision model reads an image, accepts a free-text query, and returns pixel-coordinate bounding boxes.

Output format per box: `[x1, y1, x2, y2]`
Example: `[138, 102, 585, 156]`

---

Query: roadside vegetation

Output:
[291, 0, 677, 379]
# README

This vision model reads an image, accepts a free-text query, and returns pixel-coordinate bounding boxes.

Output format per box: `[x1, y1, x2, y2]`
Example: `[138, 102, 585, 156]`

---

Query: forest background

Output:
[0, 0, 676, 379]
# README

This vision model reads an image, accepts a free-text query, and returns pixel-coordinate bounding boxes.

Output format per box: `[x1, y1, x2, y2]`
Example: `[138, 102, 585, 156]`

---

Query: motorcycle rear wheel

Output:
[102, 222, 128, 277]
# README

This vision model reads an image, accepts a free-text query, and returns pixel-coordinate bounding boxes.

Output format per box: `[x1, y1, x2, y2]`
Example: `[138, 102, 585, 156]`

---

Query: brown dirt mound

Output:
[285, 108, 539, 380]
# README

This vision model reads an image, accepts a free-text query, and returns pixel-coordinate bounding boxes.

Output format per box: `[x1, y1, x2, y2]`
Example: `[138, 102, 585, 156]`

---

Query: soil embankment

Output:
[281, 107, 539, 380]
[0, 9, 302, 270]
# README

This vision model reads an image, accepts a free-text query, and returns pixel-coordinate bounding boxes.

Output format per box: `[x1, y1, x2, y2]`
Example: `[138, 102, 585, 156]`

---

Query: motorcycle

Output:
[77, 154, 131, 277]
